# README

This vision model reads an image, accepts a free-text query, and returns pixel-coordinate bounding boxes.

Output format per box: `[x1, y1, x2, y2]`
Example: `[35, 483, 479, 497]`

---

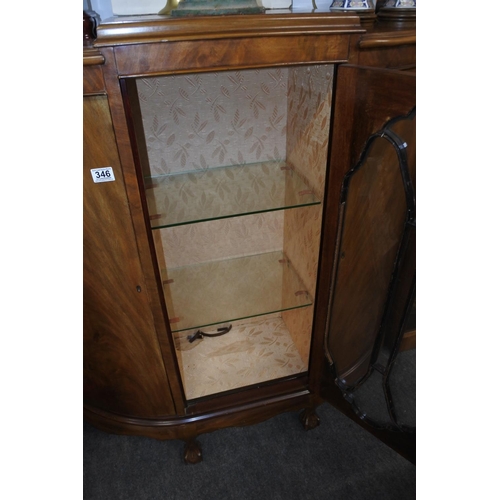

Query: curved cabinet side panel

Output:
[83, 95, 176, 418]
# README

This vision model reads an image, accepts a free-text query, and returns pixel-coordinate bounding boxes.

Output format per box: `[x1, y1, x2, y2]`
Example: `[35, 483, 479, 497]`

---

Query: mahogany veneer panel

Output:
[356, 29, 415, 70]
[357, 44, 415, 70]
[83, 48, 105, 95]
[83, 65, 105, 95]
[83, 95, 176, 418]
[113, 35, 350, 76]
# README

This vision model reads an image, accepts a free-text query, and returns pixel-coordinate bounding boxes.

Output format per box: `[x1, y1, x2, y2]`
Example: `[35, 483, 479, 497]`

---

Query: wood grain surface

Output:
[83, 95, 176, 418]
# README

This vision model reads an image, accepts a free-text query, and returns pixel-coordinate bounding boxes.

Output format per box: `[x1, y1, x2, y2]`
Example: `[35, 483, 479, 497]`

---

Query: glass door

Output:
[124, 65, 334, 400]
[322, 65, 415, 446]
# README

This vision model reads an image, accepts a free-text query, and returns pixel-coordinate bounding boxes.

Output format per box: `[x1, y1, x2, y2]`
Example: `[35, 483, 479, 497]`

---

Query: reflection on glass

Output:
[326, 109, 416, 433]
[162, 251, 312, 332]
[327, 135, 407, 382]
[388, 349, 416, 429]
[145, 160, 320, 228]
[388, 112, 416, 196]
[387, 288, 416, 429]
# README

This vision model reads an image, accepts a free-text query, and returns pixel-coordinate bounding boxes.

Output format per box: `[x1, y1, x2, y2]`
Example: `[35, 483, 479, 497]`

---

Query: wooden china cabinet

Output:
[83, 6, 416, 464]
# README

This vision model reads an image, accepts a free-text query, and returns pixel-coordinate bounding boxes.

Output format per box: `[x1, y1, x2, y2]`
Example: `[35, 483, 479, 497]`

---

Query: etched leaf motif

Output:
[166, 134, 176, 146]
[157, 123, 168, 136]
[200, 154, 208, 169]
[244, 127, 253, 139]
[206, 131, 215, 144]
[173, 110, 182, 125]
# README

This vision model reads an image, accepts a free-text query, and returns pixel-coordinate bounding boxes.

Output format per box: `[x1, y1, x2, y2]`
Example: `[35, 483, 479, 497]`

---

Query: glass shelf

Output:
[162, 251, 312, 332]
[145, 160, 320, 229]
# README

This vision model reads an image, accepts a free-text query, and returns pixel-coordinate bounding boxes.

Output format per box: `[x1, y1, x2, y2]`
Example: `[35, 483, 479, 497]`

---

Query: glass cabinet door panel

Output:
[327, 136, 407, 382]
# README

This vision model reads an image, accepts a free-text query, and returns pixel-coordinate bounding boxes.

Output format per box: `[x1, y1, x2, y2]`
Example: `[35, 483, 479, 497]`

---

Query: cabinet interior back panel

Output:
[174, 314, 307, 400]
[155, 211, 284, 268]
[136, 68, 288, 176]
[132, 65, 334, 396]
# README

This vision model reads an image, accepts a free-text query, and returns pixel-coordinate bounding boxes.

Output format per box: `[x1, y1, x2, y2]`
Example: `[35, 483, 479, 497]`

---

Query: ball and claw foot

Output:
[299, 408, 321, 431]
[184, 439, 203, 464]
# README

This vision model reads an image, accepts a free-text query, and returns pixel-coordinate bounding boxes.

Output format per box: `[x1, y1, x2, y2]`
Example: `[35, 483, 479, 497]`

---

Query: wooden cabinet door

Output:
[83, 95, 177, 418]
[321, 65, 415, 422]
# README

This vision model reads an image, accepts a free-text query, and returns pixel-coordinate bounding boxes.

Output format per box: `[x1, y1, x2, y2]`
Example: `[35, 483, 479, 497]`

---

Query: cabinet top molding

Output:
[94, 13, 365, 47]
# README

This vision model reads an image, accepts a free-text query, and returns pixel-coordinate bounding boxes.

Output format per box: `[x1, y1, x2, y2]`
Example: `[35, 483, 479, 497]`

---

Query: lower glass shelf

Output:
[161, 251, 312, 333]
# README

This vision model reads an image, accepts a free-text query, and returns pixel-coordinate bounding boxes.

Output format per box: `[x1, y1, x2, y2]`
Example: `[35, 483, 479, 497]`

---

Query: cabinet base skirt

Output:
[84, 389, 317, 441]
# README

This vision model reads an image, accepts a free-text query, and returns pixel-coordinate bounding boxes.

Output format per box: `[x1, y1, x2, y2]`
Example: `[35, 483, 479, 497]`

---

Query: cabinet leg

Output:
[183, 438, 203, 465]
[299, 407, 321, 431]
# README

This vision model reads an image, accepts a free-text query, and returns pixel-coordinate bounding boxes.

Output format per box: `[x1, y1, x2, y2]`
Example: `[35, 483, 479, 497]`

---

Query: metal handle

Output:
[187, 324, 232, 343]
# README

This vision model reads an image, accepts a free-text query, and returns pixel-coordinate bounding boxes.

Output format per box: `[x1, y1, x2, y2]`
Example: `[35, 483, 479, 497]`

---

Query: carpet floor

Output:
[84, 403, 415, 499]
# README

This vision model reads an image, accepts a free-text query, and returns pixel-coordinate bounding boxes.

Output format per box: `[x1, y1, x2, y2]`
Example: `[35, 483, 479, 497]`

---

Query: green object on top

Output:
[171, 0, 265, 16]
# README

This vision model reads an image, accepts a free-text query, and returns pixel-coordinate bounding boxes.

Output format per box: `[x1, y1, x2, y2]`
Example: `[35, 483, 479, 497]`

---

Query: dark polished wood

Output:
[184, 439, 203, 465]
[299, 407, 321, 431]
[83, 386, 315, 441]
[83, 61, 105, 96]
[83, 48, 105, 66]
[350, 23, 415, 70]
[94, 13, 364, 46]
[83, 10, 97, 47]
[377, 8, 416, 29]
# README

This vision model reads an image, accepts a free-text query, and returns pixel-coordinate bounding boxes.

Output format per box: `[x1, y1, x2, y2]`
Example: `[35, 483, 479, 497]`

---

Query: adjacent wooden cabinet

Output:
[83, 10, 416, 463]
